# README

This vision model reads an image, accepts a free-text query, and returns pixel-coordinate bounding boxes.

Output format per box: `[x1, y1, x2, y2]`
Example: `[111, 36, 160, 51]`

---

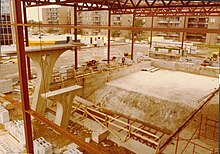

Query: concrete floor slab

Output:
[106, 69, 218, 108]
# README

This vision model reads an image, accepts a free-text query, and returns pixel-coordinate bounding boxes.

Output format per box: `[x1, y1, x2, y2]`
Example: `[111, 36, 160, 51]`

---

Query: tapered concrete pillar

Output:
[42, 85, 82, 129]
[54, 92, 74, 129]
[28, 51, 63, 114]
[25, 45, 75, 115]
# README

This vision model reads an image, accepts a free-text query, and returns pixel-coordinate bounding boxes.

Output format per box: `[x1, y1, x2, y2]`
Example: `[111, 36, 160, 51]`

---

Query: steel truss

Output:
[22, 0, 220, 17]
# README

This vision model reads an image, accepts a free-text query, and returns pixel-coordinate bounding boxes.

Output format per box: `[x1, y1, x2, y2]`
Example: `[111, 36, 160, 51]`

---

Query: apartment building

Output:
[186, 17, 208, 43]
[154, 16, 183, 41]
[77, 11, 108, 35]
[0, 0, 13, 45]
[154, 16, 220, 44]
[41, 7, 220, 44]
[42, 6, 72, 34]
[205, 17, 220, 44]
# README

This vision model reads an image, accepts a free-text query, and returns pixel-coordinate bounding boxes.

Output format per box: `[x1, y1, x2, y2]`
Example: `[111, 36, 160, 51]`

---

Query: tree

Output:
[111, 30, 121, 38]
[134, 18, 146, 41]
[27, 20, 42, 25]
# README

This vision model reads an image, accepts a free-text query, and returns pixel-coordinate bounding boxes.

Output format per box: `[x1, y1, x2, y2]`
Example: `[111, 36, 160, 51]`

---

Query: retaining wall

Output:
[152, 59, 219, 78]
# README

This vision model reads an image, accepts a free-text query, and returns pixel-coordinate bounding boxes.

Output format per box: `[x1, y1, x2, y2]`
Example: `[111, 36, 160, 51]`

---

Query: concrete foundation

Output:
[88, 70, 218, 133]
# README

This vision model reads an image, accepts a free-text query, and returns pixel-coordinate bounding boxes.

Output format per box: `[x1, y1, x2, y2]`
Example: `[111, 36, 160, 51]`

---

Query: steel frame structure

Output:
[10, 0, 220, 153]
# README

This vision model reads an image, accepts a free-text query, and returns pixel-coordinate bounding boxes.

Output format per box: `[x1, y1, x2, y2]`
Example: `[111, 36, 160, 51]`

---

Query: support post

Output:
[131, 11, 135, 60]
[13, 0, 34, 153]
[198, 114, 203, 139]
[174, 135, 179, 154]
[107, 10, 111, 64]
[150, 16, 154, 48]
[181, 16, 187, 50]
[74, 5, 78, 70]
[23, 2, 31, 80]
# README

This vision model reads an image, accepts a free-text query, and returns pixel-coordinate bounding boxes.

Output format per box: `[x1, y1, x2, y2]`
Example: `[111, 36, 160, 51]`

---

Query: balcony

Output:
[169, 20, 181, 24]
[157, 20, 169, 23]
[168, 33, 179, 37]
[156, 33, 167, 36]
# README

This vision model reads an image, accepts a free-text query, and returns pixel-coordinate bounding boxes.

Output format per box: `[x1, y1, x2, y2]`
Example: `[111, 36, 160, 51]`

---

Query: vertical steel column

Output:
[131, 11, 136, 60]
[150, 16, 154, 48]
[181, 16, 187, 49]
[74, 5, 78, 70]
[23, 2, 31, 80]
[14, 0, 34, 153]
[107, 10, 111, 64]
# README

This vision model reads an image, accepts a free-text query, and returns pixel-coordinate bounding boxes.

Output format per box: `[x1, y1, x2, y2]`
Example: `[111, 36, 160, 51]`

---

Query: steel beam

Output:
[74, 5, 78, 70]
[13, 0, 34, 153]
[111, 6, 220, 17]
[23, 2, 32, 80]
[2, 23, 220, 34]
[107, 10, 111, 64]
[3, 23, 220, 34]
[131, 11, 135, 60]
[23, 0, 220, 11]
[150, 16, 154, 48]
[181, 16, 187, 50]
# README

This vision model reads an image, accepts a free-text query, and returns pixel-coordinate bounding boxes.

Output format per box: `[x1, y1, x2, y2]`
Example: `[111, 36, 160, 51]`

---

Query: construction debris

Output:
[141, 67, 159, 73]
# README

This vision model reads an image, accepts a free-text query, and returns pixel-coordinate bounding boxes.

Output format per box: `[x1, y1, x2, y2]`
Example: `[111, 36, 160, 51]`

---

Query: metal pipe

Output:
[107, 10, 111, 64]
[23, 2, 32, 80]
[74, 4, 78, 70]
[13, 0, 34, 153]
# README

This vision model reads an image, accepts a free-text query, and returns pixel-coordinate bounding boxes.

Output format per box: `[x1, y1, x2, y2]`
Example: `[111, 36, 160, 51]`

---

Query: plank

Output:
[41, 85, 82, 98]
[150, 68, 160, 73]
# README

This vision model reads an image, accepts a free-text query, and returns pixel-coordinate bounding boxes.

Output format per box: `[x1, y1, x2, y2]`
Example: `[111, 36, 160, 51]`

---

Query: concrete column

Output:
[54, 92, 75, 129]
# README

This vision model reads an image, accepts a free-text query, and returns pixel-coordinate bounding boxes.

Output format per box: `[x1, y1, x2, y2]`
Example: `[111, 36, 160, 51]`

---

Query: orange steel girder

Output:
[22, 0, 220, 17]
[23, 0, 220, 9]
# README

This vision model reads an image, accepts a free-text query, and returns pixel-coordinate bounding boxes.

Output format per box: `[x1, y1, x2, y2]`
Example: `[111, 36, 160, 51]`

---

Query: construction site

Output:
[0, 0, 219, 154]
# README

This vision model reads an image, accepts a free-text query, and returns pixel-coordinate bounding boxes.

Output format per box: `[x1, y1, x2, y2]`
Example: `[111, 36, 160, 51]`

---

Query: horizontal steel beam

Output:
[3, 23, 220, 34]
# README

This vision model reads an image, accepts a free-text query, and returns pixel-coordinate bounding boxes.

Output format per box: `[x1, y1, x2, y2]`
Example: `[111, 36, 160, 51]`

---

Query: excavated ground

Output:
[88, 69, 219, 133]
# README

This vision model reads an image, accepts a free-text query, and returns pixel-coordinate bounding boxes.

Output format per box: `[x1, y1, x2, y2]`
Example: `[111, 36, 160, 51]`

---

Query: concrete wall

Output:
[152, 59, 219, 78]
[51, 62, 152, 98]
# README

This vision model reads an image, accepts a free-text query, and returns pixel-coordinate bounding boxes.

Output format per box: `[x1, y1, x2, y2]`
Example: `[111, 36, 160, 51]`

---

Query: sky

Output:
[26, 5, 60, 21]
